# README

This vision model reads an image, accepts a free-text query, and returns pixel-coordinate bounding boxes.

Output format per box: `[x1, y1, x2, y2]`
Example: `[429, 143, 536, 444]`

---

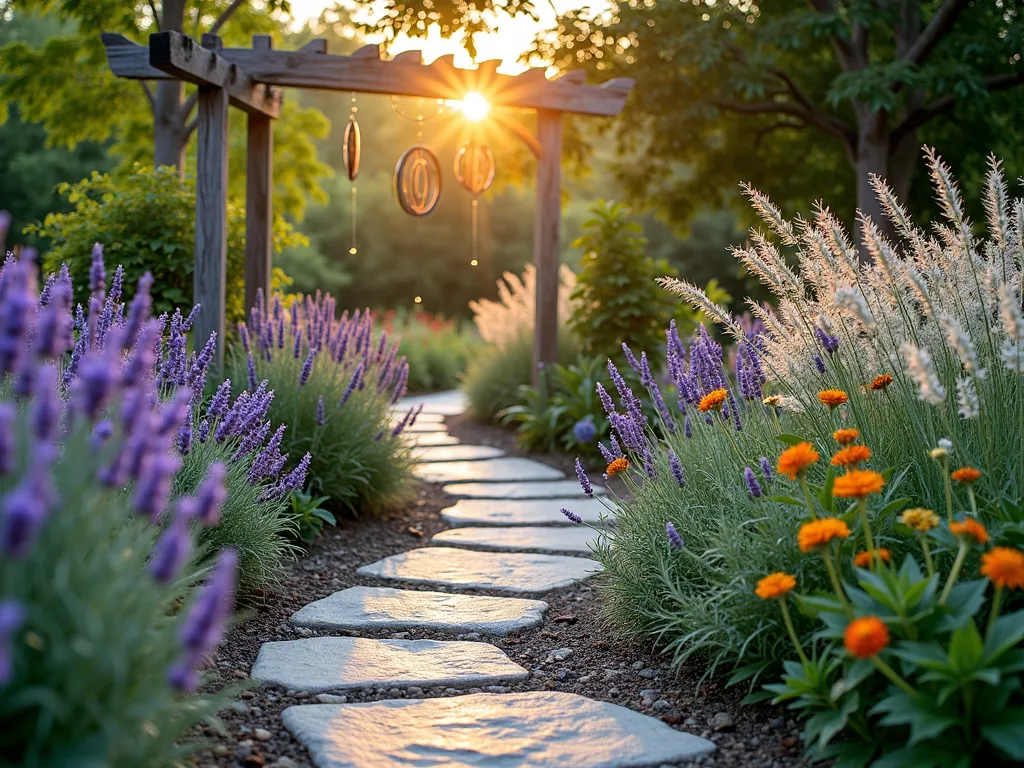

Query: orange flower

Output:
[844, 616, 890, 658]
[833, 470, 885, 499]
[798, 518, 851, 552]
[981, 547, 1024, 589]
[833, 428, 860, 445]
[818, 389, 849, 409]
[831, 445, 872, 467]
[950, 518, 989, 546]
[869, 374, 894, 391]
[755, 572, 797, 600]
[854, 548, 891, 568]
[605, 458, 630, 477]
[698, 388, 728, 412]
[951, 467, 982, 485]
[777, 442, 820, 480]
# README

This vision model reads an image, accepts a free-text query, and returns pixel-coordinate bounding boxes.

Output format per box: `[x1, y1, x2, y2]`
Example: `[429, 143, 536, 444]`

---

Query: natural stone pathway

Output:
[254, 390, 714, 766]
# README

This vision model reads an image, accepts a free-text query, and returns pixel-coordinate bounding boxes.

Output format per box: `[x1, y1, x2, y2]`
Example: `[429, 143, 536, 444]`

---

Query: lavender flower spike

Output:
[1, 466, 53, 557]
[666, 521, 684, 550]
[0, 600, 24, 686]
[744, 467, 763, 498]
[133, 453, 181, 522]
[668, 450, 686, 487]
[298, 350, 315, 386]
[561, 507, 583, 524]
[149, 499, 195, 583]
[759, 456, 773, 484]
[195, 462, 227, 527]
[574, 458, 593, 496]
[0, 403, 15, 476]
[316, 396, 326, 426]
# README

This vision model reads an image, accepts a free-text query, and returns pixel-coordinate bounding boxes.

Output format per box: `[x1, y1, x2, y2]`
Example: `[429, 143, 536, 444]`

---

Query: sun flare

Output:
[459, 92, 491, 122]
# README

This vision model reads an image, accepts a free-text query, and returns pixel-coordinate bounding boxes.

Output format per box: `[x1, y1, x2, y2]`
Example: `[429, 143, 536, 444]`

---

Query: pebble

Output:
[546, 647, 573, 662]
[638, 668, 658, 679]
[632, 661, 645, 670]
[235, 741, 254, 759]
[254, 728, 272, 742]
[390, 632, 411, 640]
[388, 688, 402, 697]
[269, 759, 297, 768]
[406, 686, 424, 697]
[709, 712, 734, 732]
[483, 685, 508, 693]
[315, 693, 347, 704]
[457, 632, 483, 641]
[653, 700, 671, 710]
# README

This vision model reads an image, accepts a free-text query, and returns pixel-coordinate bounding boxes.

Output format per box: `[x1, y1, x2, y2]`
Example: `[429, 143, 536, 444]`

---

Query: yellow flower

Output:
[831, 445, 872, 467]
[950, 518, 989, 546]
[981, 547, 1024, 590]
[777, 442, 820, 480]
[605, 458, 630, 477]
[698, 388, 728, 412]
[833, 470, 885, 499]
[755, 572, 797, 600]
[833, 428, 860, 445]
[818, 389, 849, 409]
[798, 518, 851, 552]
[854, 548, 890, 568]
[844, 616, 889, 659]
[763, 395, 783, 407]
[869, 374, 894, 391]
[930, 447, 949, 460]
[951, 467, 982, 484]
[900, 508, 939, 532]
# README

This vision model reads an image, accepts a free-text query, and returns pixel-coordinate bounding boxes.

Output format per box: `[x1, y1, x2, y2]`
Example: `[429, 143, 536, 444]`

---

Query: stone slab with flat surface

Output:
[357, 547, 601, 593]
[431, 526, 602, 555]
[289, 586, 548, 635]
[395, 390, 467, 416]
[403, 422, 449, 434]
[442, 498, 611, 528]
[250, 636, 527, 693]
[412, 444, 505, 463]
[391, 411, 444, 424]
[415, 457, 565, 485]
[282, 691, 716, 767]
[405, 432, 460, 447]
[444, 480, 606, 500]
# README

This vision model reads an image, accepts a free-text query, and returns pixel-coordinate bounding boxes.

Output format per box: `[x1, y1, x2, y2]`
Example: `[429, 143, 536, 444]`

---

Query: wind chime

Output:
[343, 93, 361, 255]
[453, 139, 495, 267]
[392, 98, 446, 217]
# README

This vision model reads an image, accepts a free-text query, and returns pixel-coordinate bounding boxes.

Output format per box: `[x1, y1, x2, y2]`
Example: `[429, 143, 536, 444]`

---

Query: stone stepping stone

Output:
[391, 411, 444, 424]
[444, 480, 607, 500]
[415, 457, 565, 485]
[442, 498, 610, 528]
[250, 636, 527, 693]
[406, 432, 460, 447]
[282, 691, 716, 767]
[289, 586, 548, 635]
[357, 547, 601, 593]
[412, 444, 505, 463]
[403, 421, 448, 434]
[395, 390, 467, 416]
[431, 526, 602, 555]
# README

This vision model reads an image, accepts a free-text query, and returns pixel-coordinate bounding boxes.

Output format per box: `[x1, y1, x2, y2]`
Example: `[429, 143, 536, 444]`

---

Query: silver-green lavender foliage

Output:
[594, 150, 1024, 677]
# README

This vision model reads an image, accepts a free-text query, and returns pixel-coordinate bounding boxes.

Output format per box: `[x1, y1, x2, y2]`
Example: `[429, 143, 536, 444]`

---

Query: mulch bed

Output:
[193, 415, 814, 768]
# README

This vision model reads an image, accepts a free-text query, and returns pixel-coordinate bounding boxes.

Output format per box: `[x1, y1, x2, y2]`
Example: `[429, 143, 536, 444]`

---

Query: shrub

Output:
[568, 200, 682, 361]
[379, 309, 479, 393]
[30, 165, 303, 323]
[228, 292, 415, 516]
[583, 150, 1024, 685]
[0, 250, 239, 765]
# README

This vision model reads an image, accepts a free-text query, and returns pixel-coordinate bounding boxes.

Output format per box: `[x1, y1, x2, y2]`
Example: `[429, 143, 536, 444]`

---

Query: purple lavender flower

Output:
[744, 467, 763, 498]
[316, 396, 326, 426]
[91, 419, 114, 450]
[596, 382, 616, 416]
[89, 243, 105, 295]
[299, 350, 315, 386]
[120, 273, 153, 351]
[609, 434, 623, 458]
[561, 507, 583, 524]
[249, 424, 286, 483]
[759, 457, 773, 484]
[168, 548, 237, 692]
[815, 326, 840, 355]
[666, 521, 684, 549]
[177, 421, 193, 456]
[272, 452, 312, 499]
[187, 332, 217, 394]
[813, 354, 826, 374]
[0, 599, 23, 686]
[206, 380, 232, 421]
[149, 499, 194, 583]
[0, 261, 36, 378]
[572, 418, 597, 444]
[72, 349, 119, 422]
[293, 329, 303, 359]
[31, 364, 60, 442]
[683, 416, 692, 438]
[574, 458, 593, 496]
[156, 388, 193, 438]
[389, 360, 409, 404]
[246, 352, 257, 390]
[668, 450, 686, 487]
[598, 441, 616, 464]
[34, 280, 73, 358]
[644, 452, 657, 478]
[0, 404, 14, 476]
[339, 362, 363, 407]
[1, 463, 54, 557]
[197, 419, 211, 444]
[195, 462, 227, 527]
[133, 453, 181, 521]
[121, 319, 160, 388]
[621, 343, 641, 373]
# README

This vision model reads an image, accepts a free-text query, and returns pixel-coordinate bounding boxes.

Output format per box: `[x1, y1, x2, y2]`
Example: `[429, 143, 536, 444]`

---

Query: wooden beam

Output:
[194, 70, 229, 370]
[246, 36, 274, 318]
[149, 30, 281, 118]
[532, 109, 563, 384]
[298, 38, 328, 54]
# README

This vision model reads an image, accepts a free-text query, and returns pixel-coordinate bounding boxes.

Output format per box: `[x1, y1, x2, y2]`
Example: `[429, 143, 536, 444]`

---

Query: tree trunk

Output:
[854, 108, 894, 253]
[152, 0, 187, 176]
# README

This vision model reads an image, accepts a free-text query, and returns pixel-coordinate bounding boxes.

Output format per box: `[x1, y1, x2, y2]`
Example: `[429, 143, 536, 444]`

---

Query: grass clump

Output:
[379, 309, 479, 393]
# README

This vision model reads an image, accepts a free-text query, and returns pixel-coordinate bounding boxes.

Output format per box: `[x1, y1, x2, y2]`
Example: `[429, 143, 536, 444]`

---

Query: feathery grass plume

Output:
[657, 277, 744, 342]
[740, 182, 798, 245]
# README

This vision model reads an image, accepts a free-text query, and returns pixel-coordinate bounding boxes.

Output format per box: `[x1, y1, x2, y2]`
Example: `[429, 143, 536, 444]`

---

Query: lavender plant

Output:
[228, 290, 414, 515]
[0, 244, 237, 765]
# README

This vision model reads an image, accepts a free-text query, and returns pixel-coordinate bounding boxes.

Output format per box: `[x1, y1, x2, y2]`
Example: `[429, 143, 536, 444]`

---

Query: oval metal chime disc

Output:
[394, 146, 442, 216]
[453, 141, 496, 196]
[343, 119, 361, 181]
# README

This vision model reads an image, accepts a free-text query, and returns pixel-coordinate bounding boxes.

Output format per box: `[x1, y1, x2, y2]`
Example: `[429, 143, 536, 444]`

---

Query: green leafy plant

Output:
[287, 488, 335, 543]
[379, 309, 480, 393]
[31, 165, 303, 322]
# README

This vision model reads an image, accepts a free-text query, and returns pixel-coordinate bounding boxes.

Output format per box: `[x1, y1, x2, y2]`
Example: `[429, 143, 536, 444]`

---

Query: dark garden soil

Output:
[194, 415, 815, 768]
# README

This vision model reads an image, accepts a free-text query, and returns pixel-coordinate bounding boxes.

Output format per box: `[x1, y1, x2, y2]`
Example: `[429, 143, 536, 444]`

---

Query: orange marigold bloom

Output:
[844, 616, 890, 658]
[833, 469, 885, 499]
[981, 547, 1024, 590]
[818, 389, 849, 408]
[831, 445, 872, 467]
[755, 572, 797, 600]
[951, 467, 983, 484]
[854, 548, 891, 568]
[870, 374, 894, 391]
[798, 518, 851, 552]
[698, 388, 728, 412]
[605, 458, 630, 477]
[950, 518, 989, 546]
[777, 442, 820, 480]
[833, 428, 860, 445]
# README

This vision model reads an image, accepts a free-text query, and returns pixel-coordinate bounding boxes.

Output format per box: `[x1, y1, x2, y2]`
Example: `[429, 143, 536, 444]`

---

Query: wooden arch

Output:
[103, 30, 633, 375]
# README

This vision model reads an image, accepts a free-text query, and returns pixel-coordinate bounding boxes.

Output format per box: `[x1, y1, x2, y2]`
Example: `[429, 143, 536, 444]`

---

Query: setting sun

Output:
[459, 92, 491, 122]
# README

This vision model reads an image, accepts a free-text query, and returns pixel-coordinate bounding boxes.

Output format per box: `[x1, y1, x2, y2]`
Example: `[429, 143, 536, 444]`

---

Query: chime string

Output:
[471, 197, 479, 267]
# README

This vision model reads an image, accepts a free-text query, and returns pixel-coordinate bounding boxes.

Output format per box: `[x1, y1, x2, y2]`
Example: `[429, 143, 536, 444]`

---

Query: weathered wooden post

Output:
[532, 109, 563, 386]
[245, 34, 274, 317]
